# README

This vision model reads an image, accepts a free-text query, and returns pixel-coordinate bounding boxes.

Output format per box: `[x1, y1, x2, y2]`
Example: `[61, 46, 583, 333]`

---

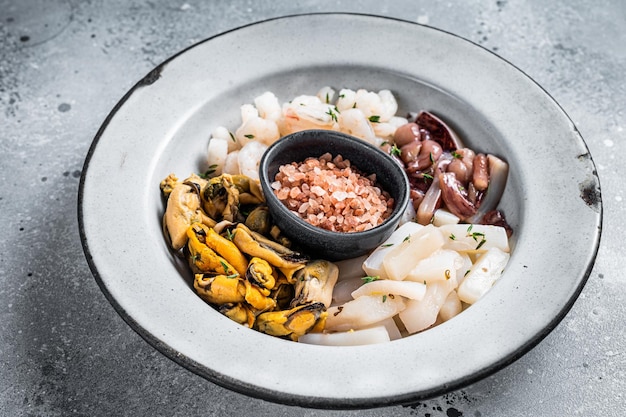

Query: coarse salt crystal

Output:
[289, 186, 301, 199]
[298, 202, 310, 213]
[276, 188, 290, 200]
[332, 191, 348, 201]
[311, 185, 326, 196]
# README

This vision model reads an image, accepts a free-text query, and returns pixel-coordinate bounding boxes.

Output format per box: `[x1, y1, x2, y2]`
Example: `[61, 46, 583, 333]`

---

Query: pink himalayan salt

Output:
[273, 154, 394, 233]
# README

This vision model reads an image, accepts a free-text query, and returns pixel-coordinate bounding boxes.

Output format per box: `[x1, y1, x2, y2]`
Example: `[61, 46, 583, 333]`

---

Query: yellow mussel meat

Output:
[194, 273, 245, 305]
[270, 275, 295, 310]
[201, 174, 264, 223]
[202, 174, 240, 222]
[246, 257, 276, 294]
[292, 259, 339, 308]
[194, 223, 248, 276]
[162, 174, 217, 251]
[230, 174, 265, 206]
[161, 171, 344, 342]
[232, 223, 307, 281]
[243, 280, 276, 313]
[218, 303, 255, 328]
[186, 224, 239, 276]
[244, 206, 271, 235]
[255, 302, 327, 340]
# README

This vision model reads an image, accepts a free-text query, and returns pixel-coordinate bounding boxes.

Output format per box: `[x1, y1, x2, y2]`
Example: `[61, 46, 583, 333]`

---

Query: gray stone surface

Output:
[0, 0, 623, 416]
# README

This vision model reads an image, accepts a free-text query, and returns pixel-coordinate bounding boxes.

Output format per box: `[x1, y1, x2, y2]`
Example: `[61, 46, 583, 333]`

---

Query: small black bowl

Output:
[259, 129, 410, 261]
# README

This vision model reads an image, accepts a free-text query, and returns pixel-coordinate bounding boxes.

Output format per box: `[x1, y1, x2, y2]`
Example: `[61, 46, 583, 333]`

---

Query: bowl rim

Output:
[77, 12, 602, 409]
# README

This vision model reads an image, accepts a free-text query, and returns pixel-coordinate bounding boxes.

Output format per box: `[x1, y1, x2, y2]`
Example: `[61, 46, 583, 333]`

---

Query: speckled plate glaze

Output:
[78, 13, 602, 409]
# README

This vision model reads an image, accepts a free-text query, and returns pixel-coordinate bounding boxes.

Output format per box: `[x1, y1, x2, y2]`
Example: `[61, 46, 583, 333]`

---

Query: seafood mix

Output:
[160, 87, 513, 345]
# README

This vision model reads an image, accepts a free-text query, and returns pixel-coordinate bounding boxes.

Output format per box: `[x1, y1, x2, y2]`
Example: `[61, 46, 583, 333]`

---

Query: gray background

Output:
[1, 0, 624, 416]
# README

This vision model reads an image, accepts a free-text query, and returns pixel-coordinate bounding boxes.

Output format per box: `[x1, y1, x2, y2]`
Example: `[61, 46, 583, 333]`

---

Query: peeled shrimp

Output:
[377, 89, 399, 122]
[278, 94, 338, 135]
[207, 138, 228, 176]
[352, 89, 398, 122]
[335, 88, 357, 111]
[337, 108, 376, 144]
[237, 141, 267, 181]
[254, 91, 282, 122]
[390, 116, 409, 127]
[222, 150, 240, 175]
[316, 86, 336, 105]
[372, 122, 398, 139]
[235, 116, 280, 147]
[211, 126, 239, 153]
[240, 104, 258, 123]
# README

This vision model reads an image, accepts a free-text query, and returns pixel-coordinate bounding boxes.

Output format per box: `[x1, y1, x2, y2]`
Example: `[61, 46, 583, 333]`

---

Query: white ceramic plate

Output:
[79, 13, 601, 408]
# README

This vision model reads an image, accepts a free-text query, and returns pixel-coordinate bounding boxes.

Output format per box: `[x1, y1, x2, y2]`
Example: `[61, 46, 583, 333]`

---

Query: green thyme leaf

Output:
[200, 164, 218, 178]
[220, 260, 234, 276]
[225, 229, 236, 241]
[325, 107, 338, 122]
[362, 276, 380, 284]
[368, 115, 381, 123]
